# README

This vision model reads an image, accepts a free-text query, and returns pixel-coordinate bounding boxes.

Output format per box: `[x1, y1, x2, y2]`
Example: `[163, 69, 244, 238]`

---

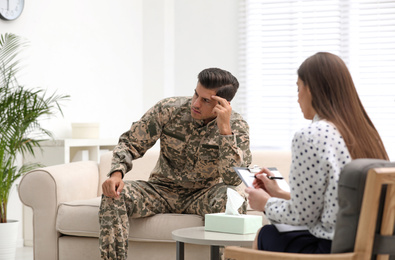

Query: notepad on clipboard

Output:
[233, 167, 290, 192]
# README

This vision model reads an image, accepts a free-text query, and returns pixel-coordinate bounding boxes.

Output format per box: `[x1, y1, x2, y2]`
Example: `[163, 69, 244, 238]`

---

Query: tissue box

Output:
[205, 213, 262, 234]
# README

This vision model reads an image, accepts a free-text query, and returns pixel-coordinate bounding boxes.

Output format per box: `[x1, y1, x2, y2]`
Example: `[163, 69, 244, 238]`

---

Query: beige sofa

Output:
[18, 149, 291, 260]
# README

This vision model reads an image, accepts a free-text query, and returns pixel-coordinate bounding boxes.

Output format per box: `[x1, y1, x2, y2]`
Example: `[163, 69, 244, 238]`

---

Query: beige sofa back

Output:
[98, 149, 160, 196]
[250, 150, 291, 182]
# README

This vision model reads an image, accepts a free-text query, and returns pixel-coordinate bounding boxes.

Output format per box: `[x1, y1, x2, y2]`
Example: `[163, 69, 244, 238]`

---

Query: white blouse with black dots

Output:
[264, 115, 351, 240]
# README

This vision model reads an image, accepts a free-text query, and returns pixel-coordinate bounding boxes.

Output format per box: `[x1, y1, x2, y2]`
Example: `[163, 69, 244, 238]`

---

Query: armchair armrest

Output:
[18, 160, 99, 260]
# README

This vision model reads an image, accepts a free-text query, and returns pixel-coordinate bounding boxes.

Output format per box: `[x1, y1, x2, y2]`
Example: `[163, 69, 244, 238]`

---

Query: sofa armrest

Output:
[18, 160, 99, 260]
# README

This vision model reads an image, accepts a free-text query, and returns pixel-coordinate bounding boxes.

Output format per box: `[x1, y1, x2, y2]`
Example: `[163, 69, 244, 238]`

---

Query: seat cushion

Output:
[56, 197, 204, 242]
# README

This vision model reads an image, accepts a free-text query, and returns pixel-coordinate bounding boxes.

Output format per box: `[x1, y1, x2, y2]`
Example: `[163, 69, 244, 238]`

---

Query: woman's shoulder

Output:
[293, 119, 342, 145]
[310, 119, 337, 133]
[296, 119, 334, 134]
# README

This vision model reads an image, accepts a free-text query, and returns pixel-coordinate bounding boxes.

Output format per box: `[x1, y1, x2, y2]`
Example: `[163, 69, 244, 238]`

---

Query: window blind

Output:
[237, 0, 395, 159]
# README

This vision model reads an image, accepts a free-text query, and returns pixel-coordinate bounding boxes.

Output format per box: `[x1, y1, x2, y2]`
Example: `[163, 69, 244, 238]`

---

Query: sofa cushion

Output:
[57, 197, 102, 238]
[56, 197, 204, 242]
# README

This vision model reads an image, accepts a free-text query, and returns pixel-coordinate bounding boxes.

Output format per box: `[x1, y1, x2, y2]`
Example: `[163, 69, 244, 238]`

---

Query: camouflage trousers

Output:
[98, 180, 247, 260]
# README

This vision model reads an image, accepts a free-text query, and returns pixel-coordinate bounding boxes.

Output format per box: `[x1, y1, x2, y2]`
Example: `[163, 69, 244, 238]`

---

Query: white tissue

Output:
[224, 188, 244, 216]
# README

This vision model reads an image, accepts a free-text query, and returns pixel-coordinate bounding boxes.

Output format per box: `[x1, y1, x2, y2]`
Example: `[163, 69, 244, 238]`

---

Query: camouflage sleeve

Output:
[218, 118, 252, 185]
[108, 100, 167, 177]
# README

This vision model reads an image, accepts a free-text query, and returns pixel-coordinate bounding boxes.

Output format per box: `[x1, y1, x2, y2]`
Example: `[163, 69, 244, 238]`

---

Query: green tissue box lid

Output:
[205, 213, 262, 234]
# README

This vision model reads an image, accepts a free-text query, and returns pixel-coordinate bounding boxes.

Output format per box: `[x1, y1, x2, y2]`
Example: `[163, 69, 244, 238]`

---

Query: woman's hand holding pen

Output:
[245, 167, 291, 211]
[245, 167, 278, 211]
[245, 167, 290, 204]
[253, 167, 282, 196]
[256, 167, 291, 200]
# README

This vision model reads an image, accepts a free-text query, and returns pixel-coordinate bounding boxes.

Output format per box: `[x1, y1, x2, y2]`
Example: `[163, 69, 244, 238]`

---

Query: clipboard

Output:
[233, 167, 256, 187]
[233, 167, 290, 192]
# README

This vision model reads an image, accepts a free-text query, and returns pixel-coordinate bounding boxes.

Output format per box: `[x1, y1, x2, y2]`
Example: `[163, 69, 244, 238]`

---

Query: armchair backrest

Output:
[332, 159, 395, 258]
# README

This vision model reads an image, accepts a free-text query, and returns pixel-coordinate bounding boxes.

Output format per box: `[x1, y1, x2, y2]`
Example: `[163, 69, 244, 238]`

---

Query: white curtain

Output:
[236, 0, 395, 160]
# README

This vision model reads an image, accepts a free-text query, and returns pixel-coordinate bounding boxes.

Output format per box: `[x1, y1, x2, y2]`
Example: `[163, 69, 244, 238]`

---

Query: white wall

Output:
[1, 0, 241, 246]
[174, 1, 240, 97]
[141, 0, 241, 112]
[1, 0, 143, 139]
[1, 0, 240, 137]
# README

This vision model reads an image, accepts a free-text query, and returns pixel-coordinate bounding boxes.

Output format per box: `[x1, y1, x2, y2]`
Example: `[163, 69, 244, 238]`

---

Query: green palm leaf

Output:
[0, 33, 69, 223]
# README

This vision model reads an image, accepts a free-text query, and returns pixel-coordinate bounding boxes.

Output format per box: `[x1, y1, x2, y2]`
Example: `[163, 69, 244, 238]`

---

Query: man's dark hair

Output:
[197, 68, 239, 101]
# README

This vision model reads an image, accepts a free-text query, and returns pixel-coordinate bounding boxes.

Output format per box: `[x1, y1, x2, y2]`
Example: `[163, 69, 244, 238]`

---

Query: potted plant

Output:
[0, 33, 68, 258]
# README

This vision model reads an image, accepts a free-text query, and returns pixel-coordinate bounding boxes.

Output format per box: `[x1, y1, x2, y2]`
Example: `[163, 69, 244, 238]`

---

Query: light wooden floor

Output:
[15, 246, 33, 260]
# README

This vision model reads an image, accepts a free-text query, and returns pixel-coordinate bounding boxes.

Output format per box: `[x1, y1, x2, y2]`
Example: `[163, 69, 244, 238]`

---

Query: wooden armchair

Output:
[224, 159, 395, 260]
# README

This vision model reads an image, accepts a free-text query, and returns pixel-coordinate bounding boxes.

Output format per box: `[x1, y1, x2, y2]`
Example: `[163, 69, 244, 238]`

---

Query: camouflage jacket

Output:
[109, 96, 252, 191]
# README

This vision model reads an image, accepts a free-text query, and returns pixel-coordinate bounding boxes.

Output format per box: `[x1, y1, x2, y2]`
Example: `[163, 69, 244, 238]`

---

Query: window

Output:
[237, 0, 395, 160]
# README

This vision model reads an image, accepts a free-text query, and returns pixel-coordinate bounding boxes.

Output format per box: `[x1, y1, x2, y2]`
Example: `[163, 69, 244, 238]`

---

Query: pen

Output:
[247, 166, 284, 180]
[252, 175, 284, 180]
[267, 176, 284, 180]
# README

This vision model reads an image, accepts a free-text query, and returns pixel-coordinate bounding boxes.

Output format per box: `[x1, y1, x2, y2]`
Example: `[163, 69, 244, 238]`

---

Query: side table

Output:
[172, 226, 256, 260]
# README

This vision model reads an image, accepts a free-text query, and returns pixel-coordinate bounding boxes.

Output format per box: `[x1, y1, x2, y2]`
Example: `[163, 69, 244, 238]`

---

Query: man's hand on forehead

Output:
[211, 95, 232, 135]
[211, 95, 229, 105]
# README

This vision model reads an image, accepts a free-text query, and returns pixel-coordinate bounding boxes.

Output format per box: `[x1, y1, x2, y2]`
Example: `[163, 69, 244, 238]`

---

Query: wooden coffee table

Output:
[172, 226, 256, 260]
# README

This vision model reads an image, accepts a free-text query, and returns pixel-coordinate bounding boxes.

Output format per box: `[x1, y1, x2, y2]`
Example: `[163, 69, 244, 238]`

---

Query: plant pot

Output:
[0, 220, 19, 260]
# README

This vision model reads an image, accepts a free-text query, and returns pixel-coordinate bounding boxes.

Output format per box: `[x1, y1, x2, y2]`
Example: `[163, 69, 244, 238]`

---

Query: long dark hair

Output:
[298, 52, 388, 160]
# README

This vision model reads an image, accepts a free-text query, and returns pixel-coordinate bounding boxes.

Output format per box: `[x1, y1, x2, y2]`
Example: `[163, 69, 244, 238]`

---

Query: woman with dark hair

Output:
[245, 52, 389, 254]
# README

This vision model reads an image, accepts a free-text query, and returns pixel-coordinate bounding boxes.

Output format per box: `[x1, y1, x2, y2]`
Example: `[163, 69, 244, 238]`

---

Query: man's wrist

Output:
[110, 171, 123, 179]
[219, 125, 232, 135]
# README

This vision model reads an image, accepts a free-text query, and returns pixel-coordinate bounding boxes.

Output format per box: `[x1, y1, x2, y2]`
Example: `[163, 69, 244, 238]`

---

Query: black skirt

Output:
[257, 224, 332, 254]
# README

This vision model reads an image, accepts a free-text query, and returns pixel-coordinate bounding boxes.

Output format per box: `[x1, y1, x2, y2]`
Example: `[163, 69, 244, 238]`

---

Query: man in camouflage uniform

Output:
[99, 68, 252, 260]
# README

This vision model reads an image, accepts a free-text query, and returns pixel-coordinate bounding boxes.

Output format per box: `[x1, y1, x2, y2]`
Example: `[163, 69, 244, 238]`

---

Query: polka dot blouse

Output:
[265, 115, 351, 240]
